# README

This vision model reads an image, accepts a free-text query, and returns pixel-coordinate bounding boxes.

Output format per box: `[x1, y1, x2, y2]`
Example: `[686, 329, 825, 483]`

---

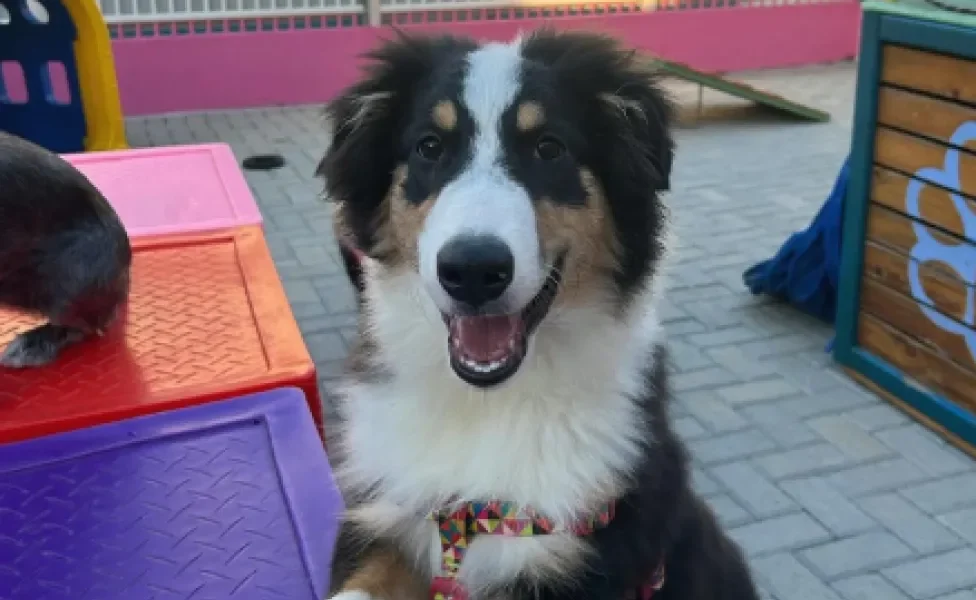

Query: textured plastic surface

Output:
[0, 387, 343, 600]
[64, 144, 262, 238]
[0, 226, 321, 442]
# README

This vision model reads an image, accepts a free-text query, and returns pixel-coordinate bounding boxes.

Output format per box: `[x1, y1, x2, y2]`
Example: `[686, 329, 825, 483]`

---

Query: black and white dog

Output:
[318, 28, 760, 600]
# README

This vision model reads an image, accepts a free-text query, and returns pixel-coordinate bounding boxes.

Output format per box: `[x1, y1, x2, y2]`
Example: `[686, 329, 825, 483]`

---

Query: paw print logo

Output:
[905, 121, 976, 360]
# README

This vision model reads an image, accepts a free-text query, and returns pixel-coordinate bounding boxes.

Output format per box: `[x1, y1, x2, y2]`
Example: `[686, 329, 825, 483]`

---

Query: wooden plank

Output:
[860, 277, 976, 373]
[865, 203, 970, 259]
[881, 45, 976, 106]
[876, 86, 976, 149]
[655, 59, 830, 123]
[858, 312, 976, 414]
[862, 241, 970, 323]
[872, 165, 976, 242]
[843, 367, 976, 460]
[874, 127, 976, 200]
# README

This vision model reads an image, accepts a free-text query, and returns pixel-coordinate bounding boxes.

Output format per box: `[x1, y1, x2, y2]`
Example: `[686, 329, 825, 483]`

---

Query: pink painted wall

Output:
[111, 2, 861, 116]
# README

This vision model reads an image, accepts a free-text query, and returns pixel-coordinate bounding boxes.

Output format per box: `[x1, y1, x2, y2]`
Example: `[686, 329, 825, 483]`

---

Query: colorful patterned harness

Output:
[427, 501, 665, 600]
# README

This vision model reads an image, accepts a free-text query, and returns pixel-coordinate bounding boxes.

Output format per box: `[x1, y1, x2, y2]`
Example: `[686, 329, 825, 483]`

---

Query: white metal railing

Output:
[98, 0, 364, 23]
[378, 0, 847, 12]
[97, 0, 847, 25]
[377, 0, 637, 10]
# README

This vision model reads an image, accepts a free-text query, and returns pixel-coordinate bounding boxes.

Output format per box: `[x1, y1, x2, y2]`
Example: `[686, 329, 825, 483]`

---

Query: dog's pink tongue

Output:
[452, 315, 521, 362]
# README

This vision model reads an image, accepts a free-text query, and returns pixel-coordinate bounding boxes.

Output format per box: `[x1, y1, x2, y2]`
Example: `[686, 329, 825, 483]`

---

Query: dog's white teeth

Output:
[460, 357, 504, 373]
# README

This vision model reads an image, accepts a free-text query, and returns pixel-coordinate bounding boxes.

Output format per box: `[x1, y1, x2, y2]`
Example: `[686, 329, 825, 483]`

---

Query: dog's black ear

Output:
[596, 55, 675, 192]
[521, 29, 675, 192]
[317, 32, 477, 255]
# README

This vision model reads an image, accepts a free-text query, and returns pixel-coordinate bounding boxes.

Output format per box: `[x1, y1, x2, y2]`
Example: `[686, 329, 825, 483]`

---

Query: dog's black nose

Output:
[437, 235, 514, 307]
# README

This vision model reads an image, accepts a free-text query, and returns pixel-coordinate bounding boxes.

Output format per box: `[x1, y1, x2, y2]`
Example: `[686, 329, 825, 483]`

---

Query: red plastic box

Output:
[0, 226, 322, 443]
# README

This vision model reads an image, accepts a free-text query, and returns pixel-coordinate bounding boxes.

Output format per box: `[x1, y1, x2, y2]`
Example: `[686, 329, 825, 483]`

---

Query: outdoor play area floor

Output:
[125, 61, 976, 600]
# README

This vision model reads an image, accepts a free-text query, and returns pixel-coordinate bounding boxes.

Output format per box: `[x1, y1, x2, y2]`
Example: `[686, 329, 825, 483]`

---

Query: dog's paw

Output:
[327, 591, 380, 600]
[0, 324, 84, 368]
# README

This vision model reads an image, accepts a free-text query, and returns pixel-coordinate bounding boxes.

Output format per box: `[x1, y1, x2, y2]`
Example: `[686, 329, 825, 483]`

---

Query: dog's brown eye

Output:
[535, 136, 565, 161]
[416, 135, 443, 161]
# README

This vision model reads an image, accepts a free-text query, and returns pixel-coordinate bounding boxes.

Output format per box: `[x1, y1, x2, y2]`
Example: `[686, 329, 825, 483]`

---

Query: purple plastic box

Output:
[0, 388, 342, 600]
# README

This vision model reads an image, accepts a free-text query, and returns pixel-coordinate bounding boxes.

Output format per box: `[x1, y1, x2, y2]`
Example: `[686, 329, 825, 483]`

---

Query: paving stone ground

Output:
[125, 61, 976, 600]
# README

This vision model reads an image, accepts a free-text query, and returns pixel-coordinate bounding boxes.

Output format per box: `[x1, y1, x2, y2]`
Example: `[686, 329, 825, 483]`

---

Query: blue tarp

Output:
[743, 156, 850, 324]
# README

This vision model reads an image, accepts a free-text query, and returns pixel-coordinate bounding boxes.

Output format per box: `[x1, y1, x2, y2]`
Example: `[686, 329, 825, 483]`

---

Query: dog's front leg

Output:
[329, 547, 428, 600]
[327, 519, 428, 600]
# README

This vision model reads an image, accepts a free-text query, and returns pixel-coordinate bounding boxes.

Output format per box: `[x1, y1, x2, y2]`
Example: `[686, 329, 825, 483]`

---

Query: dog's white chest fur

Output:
[335, 273, 664, 594]
[340, 375, 641, 591]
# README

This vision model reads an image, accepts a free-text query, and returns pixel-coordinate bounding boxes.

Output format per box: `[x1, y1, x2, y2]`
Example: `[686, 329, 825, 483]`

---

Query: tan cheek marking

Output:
[516, 101, 545, 132]
[341, 547, 428, 600]
[384, 164, 436, 268]
[535, 168, 620, 304]
[432, 100, 458, 131]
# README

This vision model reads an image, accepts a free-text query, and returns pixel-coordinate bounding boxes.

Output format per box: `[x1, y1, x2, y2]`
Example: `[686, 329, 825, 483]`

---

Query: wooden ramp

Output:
[658, 60, 831, 123]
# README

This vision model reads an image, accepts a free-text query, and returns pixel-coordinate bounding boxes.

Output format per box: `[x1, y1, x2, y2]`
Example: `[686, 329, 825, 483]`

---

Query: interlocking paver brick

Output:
[826, 458, 932, 498]
[662, 317, 708, 337]
[901, 473, 976, 515]
[690, 429, 777, 465]
[718, 378, 801, 405]
[859, 494, 962, 554]
[833, 574, 912, 600]
[123, 59, 976, 600]
[875, 426, 974, 477]
[671, 366, 741, 393]
[678, 299, 749, 330]
[808, 414, 893, 462]
[668, 340, 716, 373]
[730, 512, 830, 557]
[801, 532, 914, 580]
[755, 443, 851, 480]
[754, 553, 844, 600]
[730, 332, 829, 360]
[282, 280, 323, 305]
[742, 402, 820, 447]
[939, 508, 976, 545]
[687, 326, 770, 349]
[290, 301, 332, 320]
[706, 346, 783, 380]
[845, 405, 910, 432]
[882, 548, 976, 599]
[673, 416, 708, 440]
[932, 591, 976, 600]
[779, 384, 875, 419]
[303, 331, 350, 364]
[706, 494, 753, 528]
[691, 467, 723, 498]
[780, 477, 875, 536]
[679, 390, 750, 433]
[711, 461, 796, 517]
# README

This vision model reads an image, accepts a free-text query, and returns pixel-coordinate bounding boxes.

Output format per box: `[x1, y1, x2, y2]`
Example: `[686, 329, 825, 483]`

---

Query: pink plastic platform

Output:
[64, 144, 263, 238]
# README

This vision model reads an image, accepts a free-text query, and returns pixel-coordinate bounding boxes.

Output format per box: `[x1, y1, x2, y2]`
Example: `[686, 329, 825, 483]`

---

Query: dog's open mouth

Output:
[445, 255, 564, 388]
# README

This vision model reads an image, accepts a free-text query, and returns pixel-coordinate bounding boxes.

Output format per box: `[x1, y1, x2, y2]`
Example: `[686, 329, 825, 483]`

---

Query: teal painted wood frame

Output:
[833, 11, 976, 448]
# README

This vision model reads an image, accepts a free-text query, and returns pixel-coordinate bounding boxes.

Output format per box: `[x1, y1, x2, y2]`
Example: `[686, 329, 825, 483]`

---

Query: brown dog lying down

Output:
[0, 132, 131, 368]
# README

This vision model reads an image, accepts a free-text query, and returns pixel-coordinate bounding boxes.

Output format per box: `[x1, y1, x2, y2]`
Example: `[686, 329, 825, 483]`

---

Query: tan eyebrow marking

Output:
[432, 100, 458, 131]
[516, 101, 545, 131]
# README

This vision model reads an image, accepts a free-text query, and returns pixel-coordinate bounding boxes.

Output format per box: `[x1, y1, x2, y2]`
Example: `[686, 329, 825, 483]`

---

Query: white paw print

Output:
[905, 121, 976, 360]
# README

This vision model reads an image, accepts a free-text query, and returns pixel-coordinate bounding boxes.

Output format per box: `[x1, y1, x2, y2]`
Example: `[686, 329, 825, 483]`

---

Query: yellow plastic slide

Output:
[62, 0, 127, 150]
